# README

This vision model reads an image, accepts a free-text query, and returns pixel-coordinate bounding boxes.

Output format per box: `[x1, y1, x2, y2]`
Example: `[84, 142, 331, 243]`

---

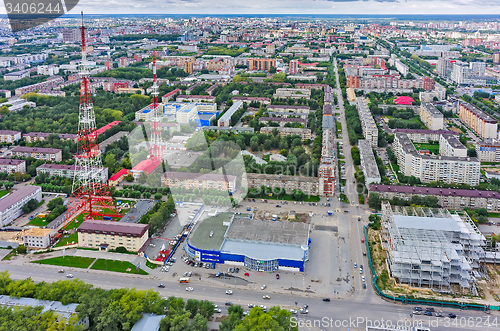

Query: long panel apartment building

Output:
[36, 164, 108, 182]
[0, 185, 42, 226]
[244, 173, 319, 196]
[318, 129, 336, 197]
[260, 127, 311, 141]
[0, 130, 21, 143]
[458, 102, 498, 139]
[358, 139, 381, 185]
[11, 146, 62, 162]
[356, 98, 378, 147]
[0, 159, 25, 174]
[393, 133, 480, 186]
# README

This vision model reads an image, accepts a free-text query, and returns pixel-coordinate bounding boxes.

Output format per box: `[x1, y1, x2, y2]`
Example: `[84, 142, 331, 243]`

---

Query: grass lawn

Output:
[34, 256, 95, 269]
[27, 217, 49, 227]
[390, 162, 400, 173]
[91, 259, 148, 275]
[414, 143, 439, 154]
[0, 190, 10, 198]
[65, 214, 84, 230]
[2, 250, 17, 261]
[487, 212, 500, 218]
[55, 232, 78, 247]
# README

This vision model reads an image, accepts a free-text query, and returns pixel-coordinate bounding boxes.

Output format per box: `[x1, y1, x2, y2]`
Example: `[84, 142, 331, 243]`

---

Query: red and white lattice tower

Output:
[63, 12, 120, 227]
[150, 51, 163, 161]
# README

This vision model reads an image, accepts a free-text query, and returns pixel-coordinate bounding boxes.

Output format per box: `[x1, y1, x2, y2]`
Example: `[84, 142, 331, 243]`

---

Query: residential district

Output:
[1, 13, 500, 331]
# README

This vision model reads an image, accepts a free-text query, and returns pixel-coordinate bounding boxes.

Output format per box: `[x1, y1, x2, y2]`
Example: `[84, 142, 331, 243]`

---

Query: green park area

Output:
[54, 214, 85, 247]
[91, 258, 148, 275]
[0, 190, 9, 198]
[34, 256, 95, 269]
[27, 217, 49, 227]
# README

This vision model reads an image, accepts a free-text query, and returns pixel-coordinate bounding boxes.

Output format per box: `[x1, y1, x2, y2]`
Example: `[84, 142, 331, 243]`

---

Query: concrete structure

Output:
[204, 126, 255, 134]
[231, 96, 271, 105]
[475, 140, 500, 162]
[419, 102, 444, 130]
[0, 130, 21, 143]
[0, 98, 35, 112]
[36, 164, 108, 182]
[358, 139, 381, 185]
[218, 101, 243, 127]
[176, 95, 215, 103]
[37, 65, 59, 76]
[289, 59, 299, 75]
[0, 186, 42, 226]
[258, 117, 307, 127]
[162, 172, 237, 193]
[77, 219, 149, 252]
[381, 202, 485, 290]
[458, 102, 498, 140]
[131, 314, 165, 331]
[370, 184, 500, 212]
[439, 134, 467, 157]
[356, 98, 378, 147]
[22, 228, 54, 249]
[270, 154, 287, 162]
[393, 133, 479, 186]
[108, 168, 130, 187]
[0, 159, 25, 174]
[186, 213, 310, 272]
[12, 146, 62, 162]
[14, 76, 63, 96]
[266, 105, 310, 114]
[244, 173, 319, 196]
[318, 129, 336, 197]
[394, 59, 409, 76]
[259, 127, 311, 141]
[130, 159, 162, 181]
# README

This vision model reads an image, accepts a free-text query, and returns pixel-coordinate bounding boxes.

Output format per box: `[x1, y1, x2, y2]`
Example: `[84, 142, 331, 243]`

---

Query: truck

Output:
[103, 216, 112, 221]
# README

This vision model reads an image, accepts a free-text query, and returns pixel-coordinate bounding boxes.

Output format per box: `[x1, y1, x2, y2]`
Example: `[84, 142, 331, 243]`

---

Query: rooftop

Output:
[12, 146, 61, 154]
[0, 186, 41, 213]
[0, 158, 24, 165]
[77, 219, 149, 237]
[225, 217, 310, 246]
[189, 212, 232, 250]
[370, 184, 500, 199]
[421, 102, 443, 118]
[393, 214, 461, 233]
[23, 228, 53, 237]
[131, 159, 162, 174]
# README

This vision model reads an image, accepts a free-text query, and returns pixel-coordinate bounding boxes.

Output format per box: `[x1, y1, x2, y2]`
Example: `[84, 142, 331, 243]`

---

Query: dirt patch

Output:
[254, 210, 310, 223]
[477, 264, 500, 302]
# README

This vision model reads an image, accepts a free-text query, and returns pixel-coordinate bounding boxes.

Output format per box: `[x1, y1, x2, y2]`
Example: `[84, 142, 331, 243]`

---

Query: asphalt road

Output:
[3, 263, 498, 331]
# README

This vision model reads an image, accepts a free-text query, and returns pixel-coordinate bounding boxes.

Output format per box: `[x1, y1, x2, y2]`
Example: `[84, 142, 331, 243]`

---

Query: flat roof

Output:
[120, 200, 154, 223]
[392, 129, 459, 136]
[189, 213, 232, 250]
[162, 171, 236, 182]
[131, 159, 162, 174]
[0, 158, 24, 165]
[225, 218, 309, 246]
[370, 184, 500, 199]
[218, 101, 243, 123]
[12, 146, 61, 154]
[220, 240, 306, 261]
[77, 219, 148, 237]
[23, 228, 53, 237]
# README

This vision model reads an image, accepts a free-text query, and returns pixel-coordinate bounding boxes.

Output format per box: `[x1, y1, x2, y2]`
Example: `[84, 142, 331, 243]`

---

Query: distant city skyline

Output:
[2, 0, 500, 16]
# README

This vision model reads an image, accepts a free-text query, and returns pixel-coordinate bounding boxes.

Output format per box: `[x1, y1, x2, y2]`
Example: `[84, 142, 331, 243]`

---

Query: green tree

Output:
[368, 193, 381, 209]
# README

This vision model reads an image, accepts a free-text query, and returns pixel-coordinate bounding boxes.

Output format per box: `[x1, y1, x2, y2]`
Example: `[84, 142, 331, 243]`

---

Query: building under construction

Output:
[380, 202, 486, 292]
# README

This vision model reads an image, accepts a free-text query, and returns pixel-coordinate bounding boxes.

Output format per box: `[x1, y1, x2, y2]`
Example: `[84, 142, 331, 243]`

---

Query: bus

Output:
[179, 277, 190, 283]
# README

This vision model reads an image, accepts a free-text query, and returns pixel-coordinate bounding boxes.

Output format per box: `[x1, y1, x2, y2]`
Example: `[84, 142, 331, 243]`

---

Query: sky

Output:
[2, 0, 500, 16]
[65, 0, 500, 15]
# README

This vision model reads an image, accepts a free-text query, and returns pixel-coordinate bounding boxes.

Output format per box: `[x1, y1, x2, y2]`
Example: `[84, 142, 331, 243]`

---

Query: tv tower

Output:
[149, 51, 163, 161]
[63, 12, 120, 227]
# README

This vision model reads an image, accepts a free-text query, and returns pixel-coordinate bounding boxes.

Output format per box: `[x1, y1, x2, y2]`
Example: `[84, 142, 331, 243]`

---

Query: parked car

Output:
[424, 311, 432, 316]
[425, 308, 435, 312]
[363, 284, 366, 289]
[216, 272, 222, 277]
[299, 308, 308, 314]
[248, 304, 255, 308]
[244, 272, 250, 276]
[289, 309, 298, 314]
[448, 313, 457, 319]
[214, 308, 222, 313]
[413, 307, 423, 311]
[276, 274, 280, 279]
[435, 312, 443, 317]
[261, 285, 266, 290]
[225, 302, 233, 306]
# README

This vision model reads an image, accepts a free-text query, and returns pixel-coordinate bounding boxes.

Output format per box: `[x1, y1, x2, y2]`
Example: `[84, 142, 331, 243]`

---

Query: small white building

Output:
[3, 70, 29, 81]
[23, 228, 54, 249]
[0, 186, 42, 226]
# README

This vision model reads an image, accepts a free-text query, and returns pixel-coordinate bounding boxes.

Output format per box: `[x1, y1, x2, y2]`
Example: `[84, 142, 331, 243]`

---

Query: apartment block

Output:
[0, 159, 25, 174]
[419, 102, 444, 130]
[391, 129, 459, 143]
[370, 184, 500, 212]
[393, 133, 479, 186]
[439, 134, 467, 157]
[14, 76, 63, 96]
[266, 105, 310, 114]
[248, 58, 276, 71]
[475, 140, 500, 162]
[319, 129, 336, 197]
[0, 130, 21, 143]
[4, 70, 29, 81]
[23, 132, 77, 143]
[289, 59, 299, 75]
[0, 185, 42, 226]
[77, 220, 149, 252]
[358, 139, 381, 185]
[458, 102, 498, 139]
[244, 173, 319, 196]
[258, 117, 307, 127]
[273, 88, 311, 100]
[231, 96, 271, 105]
[36, 164, 108, 182]
[162, 172, 237, 193]
[218, 101, 243, 127]
[356, 98, 378, 147]
[11, 146, 62, 162]
[259, 127, 312, 141]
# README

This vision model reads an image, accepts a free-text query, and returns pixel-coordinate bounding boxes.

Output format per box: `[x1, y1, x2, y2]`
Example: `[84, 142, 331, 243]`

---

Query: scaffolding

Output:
[381, 202, 486, 292]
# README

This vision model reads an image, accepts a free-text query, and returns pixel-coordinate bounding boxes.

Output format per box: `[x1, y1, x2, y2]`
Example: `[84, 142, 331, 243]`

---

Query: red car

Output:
[244, 272, 250, 276]
[361, 239, 365, 243]
[276, 274, 280, 279]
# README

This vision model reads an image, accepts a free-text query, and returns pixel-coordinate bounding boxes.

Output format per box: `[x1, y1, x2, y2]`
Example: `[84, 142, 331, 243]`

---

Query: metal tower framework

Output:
[149, 51, 163, 161]
[63, 12, 121, 228]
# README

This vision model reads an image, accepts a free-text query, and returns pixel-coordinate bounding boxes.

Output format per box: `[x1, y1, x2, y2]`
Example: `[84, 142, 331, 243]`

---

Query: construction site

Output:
[376, 201, 500, 298]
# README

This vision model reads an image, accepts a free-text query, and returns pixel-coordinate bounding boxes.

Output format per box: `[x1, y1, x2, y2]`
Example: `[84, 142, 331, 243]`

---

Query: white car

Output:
[225, 290, 233, 295]
[261, 285, 266, 290]
[66, 274, 73, 278]
[248, 304, 255, 308]
[263, 295, 270, 300]
[290, 309, 298, 314]
[258, 305, 267, 310]
[362, 276, 365, 282]
[214, 308, 222, 313]
[186, 287, 194, 291]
